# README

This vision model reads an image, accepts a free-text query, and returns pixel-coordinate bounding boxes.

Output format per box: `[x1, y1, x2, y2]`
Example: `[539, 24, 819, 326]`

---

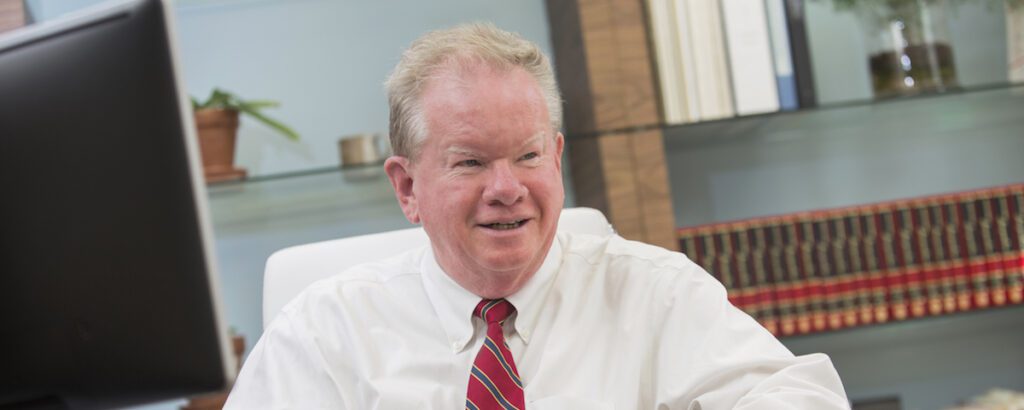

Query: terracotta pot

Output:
[194, 108, 246, 183]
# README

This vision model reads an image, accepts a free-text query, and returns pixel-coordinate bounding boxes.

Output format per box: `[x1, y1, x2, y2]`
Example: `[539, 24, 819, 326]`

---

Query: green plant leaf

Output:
[191, 88, 299, 141]
[243, 100, 280, 109]
[237, 101, 300, 141]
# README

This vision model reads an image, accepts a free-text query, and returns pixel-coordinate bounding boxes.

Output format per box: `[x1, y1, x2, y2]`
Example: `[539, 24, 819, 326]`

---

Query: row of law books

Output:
[646, 0, 815, 124]
[678, 184, 1024, 337]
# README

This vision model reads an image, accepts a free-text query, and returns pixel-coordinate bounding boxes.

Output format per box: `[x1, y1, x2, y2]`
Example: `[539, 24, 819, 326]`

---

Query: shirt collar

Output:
[419, 234, 564, 353]
[506, 234, 563, 345]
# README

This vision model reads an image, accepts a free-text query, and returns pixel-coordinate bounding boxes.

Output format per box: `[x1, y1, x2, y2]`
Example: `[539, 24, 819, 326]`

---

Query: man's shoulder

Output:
[560, 231, 696, 272]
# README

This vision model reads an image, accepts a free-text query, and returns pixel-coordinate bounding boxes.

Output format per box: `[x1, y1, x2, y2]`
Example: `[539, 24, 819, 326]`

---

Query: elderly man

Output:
[226, 23, 849, 409]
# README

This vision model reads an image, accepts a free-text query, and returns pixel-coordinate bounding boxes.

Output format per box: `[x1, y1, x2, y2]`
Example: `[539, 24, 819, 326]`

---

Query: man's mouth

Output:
[481, 219, 527, 230]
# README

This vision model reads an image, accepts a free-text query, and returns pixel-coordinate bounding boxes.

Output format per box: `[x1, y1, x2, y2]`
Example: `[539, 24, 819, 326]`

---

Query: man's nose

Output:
[483, 161, 527, 205]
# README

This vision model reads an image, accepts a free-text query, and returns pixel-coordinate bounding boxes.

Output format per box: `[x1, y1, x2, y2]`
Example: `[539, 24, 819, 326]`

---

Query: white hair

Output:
[384, 22, 563, 158]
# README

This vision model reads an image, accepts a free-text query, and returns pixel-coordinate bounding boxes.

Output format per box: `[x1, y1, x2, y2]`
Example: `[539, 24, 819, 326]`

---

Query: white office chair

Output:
[262, 207, 613, 328]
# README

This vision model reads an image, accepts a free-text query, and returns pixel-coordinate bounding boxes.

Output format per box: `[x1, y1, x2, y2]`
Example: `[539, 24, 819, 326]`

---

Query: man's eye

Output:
[520, 152, 539, 161]
[457, 159, 482, 167]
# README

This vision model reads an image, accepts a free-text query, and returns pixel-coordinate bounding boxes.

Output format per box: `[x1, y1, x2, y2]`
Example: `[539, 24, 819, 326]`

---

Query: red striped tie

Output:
[465, 299, 525, 410]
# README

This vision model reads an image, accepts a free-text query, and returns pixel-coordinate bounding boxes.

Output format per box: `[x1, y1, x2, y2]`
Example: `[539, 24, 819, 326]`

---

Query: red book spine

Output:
[751, 225, 779, 335]
[982, 195, 1008, 306]
[862, 211, 889, 323]
[786, 221, 811, 332]
[965, 197, 991, 309]
[831, 215, 859, 328]
[714, 231, 738, 305]
[951, 201, 975, 311]
[937, 201, 958, 313]
[880, 209, 909, 321]
[1008, 191, 1024, 304]
[915, 204, 943, 316]
[801, 219, 826, 333]
[731, 226, 757, 317]
[899, 206, 928, 318]
[846, 213, 874, 326]
[773, 221, 797, 336]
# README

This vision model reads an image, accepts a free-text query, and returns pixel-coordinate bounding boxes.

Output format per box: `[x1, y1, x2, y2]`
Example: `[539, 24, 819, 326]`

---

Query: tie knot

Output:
[474, 299, 515, 325]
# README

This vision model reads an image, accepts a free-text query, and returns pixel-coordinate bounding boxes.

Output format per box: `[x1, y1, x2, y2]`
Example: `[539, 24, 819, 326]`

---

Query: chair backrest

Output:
[262, 207, 612, 328]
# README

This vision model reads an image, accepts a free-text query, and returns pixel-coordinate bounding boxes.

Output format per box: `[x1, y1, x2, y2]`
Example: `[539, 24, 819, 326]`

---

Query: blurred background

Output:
[3, 0, 1022, 409]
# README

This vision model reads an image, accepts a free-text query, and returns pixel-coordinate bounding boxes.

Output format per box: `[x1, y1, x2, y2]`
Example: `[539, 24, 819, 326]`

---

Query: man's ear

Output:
[554, 132, 565, 173]
[384, 156, 420, 224]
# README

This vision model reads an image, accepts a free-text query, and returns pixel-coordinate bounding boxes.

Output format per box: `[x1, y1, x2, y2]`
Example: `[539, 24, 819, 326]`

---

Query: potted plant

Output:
[191, 88, 300, 183]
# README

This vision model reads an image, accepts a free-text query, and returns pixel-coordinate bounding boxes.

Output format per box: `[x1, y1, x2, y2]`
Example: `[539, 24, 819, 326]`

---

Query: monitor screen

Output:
[0, 0, 235, 408]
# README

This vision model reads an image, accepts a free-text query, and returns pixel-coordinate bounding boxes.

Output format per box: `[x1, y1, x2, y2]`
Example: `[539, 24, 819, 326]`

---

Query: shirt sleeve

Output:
[223, 312, 346, 410]
[653, 262, 850, 409]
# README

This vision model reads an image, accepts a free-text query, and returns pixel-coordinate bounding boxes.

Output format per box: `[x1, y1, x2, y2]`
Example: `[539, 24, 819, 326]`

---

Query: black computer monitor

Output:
[0, 0, 235, 408]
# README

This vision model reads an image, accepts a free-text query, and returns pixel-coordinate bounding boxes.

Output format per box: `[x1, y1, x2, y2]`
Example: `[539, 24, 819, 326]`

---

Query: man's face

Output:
[385, 62, 565, 298]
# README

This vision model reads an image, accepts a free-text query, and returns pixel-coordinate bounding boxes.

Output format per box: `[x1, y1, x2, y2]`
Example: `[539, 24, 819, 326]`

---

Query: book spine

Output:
[772, 221, 796, 336]
[899, 206, 928, 318]
[753, 224, 780, 334]
[782, 0, 816, 108]
[915, 203, 943, 316]
[880, 209, 909, 320]
[764, 0, 799, 111]
[718, 230, 739, 306]
[830, 216, 859, 328]
[814, 218, 841, 330]
[646, 0, 691, 124]
[1008, 191, 1024, 304]
[846, 212, 875, 325]
[803, 219, 827, 332]
[951, 200, 975, 311]
[863, 211, 889, 323]
[731, 226, 758, 317]
[685, 0, 735, 120]
[786, 221, 811, 332]
[720, 0, 781, 115]
[981, 195, 1008, 306]
[965, 197, 991, 309]
[930, 202, 957, 314]
[672, 0, 702, 121]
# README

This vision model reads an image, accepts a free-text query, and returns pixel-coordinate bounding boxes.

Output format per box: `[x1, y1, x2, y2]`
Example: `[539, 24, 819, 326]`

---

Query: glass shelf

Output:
[663, 84, 1024, 228]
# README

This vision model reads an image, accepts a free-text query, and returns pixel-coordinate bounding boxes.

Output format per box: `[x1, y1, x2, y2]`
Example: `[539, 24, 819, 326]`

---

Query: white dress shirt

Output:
[225, 232, 849, 409]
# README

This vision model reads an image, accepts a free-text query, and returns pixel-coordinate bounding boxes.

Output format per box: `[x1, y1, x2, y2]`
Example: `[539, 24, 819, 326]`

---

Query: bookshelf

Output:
[543, 0, 1024, 408]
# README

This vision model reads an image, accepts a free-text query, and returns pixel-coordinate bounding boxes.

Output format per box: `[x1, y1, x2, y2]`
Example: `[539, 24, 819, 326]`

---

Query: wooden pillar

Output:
[547, 0, 678, 250]
[0, 0, 27, 34]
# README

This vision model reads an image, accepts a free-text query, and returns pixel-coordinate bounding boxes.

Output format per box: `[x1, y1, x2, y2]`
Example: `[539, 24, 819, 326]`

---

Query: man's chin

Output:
[476, 250, 536, 275]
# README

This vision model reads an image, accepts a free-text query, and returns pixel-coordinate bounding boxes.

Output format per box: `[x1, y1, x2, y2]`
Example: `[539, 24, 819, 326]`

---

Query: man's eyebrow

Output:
[445, 145, 479, 156]
[520, 133, 545, 149]
[444, 133, 548, 156]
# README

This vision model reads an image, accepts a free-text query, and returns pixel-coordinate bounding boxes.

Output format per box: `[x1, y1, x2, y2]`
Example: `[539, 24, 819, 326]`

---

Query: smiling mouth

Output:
[481, 219, 527, 230]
